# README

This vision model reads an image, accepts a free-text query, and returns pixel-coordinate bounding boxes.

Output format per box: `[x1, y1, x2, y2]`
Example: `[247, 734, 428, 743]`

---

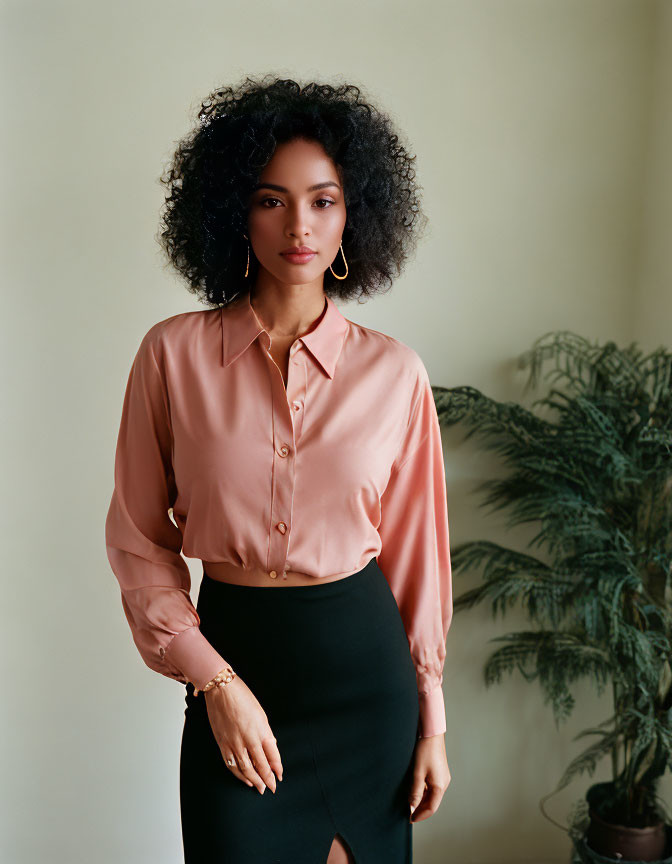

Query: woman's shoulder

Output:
[345, 317, 427, 377]
[138, 308, 220, 351]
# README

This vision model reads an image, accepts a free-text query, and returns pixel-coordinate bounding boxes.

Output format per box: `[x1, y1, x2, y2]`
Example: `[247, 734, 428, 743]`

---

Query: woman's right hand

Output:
[204, 676, 283, 795]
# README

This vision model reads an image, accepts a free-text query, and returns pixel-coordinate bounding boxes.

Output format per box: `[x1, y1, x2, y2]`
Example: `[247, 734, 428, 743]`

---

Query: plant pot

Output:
[583, 810, 669, 862]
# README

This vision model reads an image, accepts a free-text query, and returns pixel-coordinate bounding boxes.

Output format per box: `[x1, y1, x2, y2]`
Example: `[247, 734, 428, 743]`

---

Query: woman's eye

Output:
[315, 198, 336, 208]
[261, 197, 281, 207]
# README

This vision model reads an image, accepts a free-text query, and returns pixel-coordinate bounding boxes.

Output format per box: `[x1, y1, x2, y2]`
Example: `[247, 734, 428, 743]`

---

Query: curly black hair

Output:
[157, 74, 428, 307]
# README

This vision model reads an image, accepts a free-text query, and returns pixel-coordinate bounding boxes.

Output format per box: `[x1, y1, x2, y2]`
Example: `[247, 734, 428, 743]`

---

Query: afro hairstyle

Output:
[157, 74, 428, 307]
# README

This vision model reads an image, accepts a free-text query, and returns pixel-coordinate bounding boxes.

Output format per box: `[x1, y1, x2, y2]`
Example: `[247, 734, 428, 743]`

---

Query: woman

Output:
[105, 75, 452, 864]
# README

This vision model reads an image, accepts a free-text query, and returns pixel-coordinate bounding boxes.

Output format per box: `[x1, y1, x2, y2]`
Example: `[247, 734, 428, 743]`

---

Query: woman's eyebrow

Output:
[252, 181, 341, 193]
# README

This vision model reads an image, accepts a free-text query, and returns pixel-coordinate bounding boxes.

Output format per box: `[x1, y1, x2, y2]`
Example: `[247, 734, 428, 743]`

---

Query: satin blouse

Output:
[104, 292, 453, 738]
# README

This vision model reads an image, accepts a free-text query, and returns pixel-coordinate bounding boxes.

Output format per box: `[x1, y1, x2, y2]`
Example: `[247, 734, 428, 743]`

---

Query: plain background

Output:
[3, 0, 671, 862]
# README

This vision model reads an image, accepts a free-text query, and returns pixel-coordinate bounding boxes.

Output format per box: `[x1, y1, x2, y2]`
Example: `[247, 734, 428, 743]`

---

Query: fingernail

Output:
[260, 785, 265, 795]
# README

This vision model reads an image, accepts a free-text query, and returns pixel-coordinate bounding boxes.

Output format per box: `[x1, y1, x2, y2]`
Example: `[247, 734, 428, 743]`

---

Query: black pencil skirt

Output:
[179, 555, 420, 863]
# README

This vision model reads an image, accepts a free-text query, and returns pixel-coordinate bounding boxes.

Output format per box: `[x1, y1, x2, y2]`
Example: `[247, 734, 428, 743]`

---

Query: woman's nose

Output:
[284, 204, 313, 237]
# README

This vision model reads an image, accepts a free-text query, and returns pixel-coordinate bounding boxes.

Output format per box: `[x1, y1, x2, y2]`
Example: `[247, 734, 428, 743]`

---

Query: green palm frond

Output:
[440, 331, 672, 825]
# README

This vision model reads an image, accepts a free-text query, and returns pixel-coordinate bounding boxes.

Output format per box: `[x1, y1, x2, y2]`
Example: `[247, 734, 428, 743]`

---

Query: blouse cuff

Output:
[163, 625, 230, 690]
[418, 684, 446, 738]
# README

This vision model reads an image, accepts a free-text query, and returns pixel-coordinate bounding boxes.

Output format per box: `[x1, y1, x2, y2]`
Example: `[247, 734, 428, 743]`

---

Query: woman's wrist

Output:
[193, 664, 236, 696]
[417, 732, 446, 746]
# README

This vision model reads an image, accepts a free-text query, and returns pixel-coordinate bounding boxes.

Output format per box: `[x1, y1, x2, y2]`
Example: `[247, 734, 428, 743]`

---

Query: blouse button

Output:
[159, 647, 165, 658]
[269, 570, 278, 579]
[278, 445, 290, 457]
[292, 401, 302, 412]
[277, 522, 287, 533]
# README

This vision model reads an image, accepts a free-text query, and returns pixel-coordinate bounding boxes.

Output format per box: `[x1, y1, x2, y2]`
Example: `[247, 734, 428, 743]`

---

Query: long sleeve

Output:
[376, 361, 453, 739]
[104, 328, 229, 689]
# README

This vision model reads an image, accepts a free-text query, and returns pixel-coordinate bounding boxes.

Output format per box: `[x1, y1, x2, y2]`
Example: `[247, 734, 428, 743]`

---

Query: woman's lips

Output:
[281, 251, 316, 264]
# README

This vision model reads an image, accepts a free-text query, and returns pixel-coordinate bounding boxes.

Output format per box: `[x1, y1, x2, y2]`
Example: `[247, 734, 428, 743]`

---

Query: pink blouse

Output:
[105, 293, 453, 738]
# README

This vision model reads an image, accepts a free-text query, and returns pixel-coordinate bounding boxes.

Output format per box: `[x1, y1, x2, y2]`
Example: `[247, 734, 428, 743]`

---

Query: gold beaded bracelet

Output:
[193, 665, 236, 697]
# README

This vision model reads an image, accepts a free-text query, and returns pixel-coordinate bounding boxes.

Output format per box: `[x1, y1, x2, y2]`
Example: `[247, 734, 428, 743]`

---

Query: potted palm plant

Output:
[433, 331, 672, 862]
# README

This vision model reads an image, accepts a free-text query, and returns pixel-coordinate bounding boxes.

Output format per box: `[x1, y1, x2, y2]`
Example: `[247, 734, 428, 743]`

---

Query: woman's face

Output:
[246, 137, 347, 288]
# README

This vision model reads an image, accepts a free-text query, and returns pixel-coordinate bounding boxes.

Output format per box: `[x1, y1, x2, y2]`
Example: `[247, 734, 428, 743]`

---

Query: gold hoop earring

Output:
[329, 242, 348, 280]
[242, 234, 250, 278]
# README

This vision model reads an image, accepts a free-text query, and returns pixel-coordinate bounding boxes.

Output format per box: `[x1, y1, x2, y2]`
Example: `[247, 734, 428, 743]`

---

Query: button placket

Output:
[288, 347, 307, 443]
[265, 342, 299, 581]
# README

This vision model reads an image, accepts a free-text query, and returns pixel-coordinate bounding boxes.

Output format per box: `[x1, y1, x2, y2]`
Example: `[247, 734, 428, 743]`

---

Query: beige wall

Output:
[634, 0, 672, 348]
[3, 1, 670, 862]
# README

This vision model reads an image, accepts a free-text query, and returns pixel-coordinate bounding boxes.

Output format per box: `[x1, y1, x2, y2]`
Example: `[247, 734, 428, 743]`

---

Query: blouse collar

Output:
[221, 292, 349, 379]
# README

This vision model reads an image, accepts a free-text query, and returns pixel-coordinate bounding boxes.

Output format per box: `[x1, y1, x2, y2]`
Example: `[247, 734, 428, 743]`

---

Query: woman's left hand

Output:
[408, 734, 451, 823]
